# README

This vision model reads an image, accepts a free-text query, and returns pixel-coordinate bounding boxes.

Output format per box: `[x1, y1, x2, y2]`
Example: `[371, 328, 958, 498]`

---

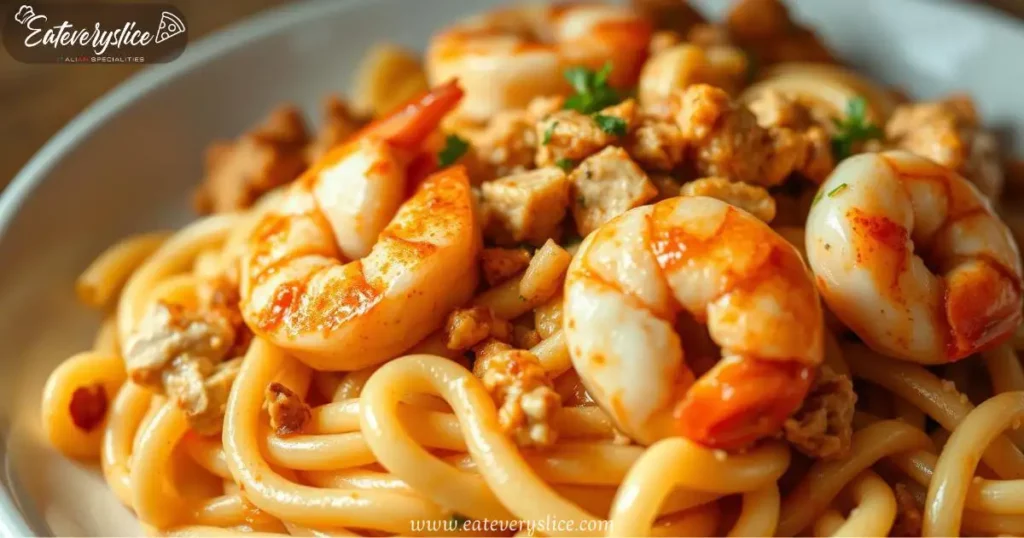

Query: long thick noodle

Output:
[34, 0, 1024, 535]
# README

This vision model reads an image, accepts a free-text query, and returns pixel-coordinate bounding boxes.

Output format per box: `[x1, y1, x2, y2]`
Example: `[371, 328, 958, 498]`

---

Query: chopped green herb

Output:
[827, 183, 849, 197]
[543, 122, 558, 145]
[556, 157, 576, 172]
[811, 189, 824, 208]
[831, 96, 883, 160]
[437, 134, 469, 167]
[563, 62, 622, 114]
[594, 114, 627, 137]
[450, 513, 471, 526]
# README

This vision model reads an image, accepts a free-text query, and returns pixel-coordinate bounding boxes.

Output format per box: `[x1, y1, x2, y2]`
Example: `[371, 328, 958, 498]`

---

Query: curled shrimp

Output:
[806, 150, 1023, 364]
[426, 2, 652, 122]
[240, 82, 481, 371]
[563, 196, 824, 449]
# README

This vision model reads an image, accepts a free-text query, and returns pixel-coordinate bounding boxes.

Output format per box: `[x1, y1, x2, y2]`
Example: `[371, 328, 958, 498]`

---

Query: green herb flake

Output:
[827, 183, 849, 197]
[562, 62, 622, 114]
[831, 96, 884, 160]
[556, 157, 576, 172]
[543, 122, 558, 145]
[594, 114, 627, 137]
[811, 189, 824, 208]
[437, 134, 469, 168]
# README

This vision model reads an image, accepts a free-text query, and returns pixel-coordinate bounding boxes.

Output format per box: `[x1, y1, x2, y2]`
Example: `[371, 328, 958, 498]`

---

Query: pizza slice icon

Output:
[155, 11, 186, 44]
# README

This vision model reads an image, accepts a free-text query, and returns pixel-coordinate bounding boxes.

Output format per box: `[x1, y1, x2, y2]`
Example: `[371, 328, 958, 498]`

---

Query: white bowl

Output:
[0, 0, 1022, 535]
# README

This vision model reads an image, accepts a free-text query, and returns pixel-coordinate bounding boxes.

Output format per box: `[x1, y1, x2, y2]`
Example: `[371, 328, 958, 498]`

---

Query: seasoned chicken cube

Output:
[535, 100, 638, 168]
[466, 109, 539, 181]
[570, 147, 658, 236]
[782, 366, 856, 460]
[473, 345, 562, 448]
[194, 106, 309, 214]
[681, 177, 776, 223]
[627, 118, 687, 172]
[480, 247, 532, 286]
[264, 382, 311, 436]
[481, 167, 571, 246]
[445, 306, 512, 351]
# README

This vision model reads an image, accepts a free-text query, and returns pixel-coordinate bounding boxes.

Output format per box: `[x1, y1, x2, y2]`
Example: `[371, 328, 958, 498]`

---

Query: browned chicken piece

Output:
[465, 109, 539, 181]
[264, 382, 311, 436]
[570, 147, 658, 236]
[747, 90, 836, 182]
[890, 483, 924, 537]
[194, 106, 310, 214]
[445, 306, 512, 351]
[675, 84, 833, 186]
[783, 366, 856, 460]
[305, 95, 367, 162]
[536, 100, 639, 168]
[650, 30, 684, 56]
[681, 177, 776, 223]
[480, 247, 532, 286]
[626, 117, 687, 172]
[124, 300, 247, 435]
[481, 167, 572, 246]
[196, 275, 253, 359]
[726, 0, 836, 65]
[473, 344, 562, 448]
[886, 96, 1004, 200]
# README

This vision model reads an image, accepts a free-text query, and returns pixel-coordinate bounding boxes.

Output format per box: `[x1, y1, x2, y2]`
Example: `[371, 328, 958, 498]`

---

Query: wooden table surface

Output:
[1, 0, 1022, 191]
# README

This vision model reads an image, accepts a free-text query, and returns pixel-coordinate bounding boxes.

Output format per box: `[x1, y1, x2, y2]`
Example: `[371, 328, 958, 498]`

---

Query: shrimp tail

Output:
[675, 358, 813, 450]
[357, 79, 464, 149]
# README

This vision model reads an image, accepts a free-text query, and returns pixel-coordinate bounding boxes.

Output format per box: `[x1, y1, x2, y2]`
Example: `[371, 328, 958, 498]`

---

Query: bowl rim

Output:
[1, 0, 1022, 535]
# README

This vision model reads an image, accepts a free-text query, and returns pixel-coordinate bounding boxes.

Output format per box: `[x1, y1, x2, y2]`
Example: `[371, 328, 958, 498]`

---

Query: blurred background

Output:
[1, 0, 1023, 191]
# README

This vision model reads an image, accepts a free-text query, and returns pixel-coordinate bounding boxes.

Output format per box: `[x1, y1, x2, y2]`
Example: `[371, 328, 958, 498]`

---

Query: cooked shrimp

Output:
[240, 82, 481, 371]
[426, 3, 652, 122]
[805, 150, 1023, 364]
[563, 196, 824, 449]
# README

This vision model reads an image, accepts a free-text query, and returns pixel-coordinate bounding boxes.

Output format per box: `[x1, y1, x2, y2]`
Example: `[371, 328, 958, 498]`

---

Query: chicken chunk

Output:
[445, 306, 513, 351]
[536, 100, 638, 168]
[570, 146, 658, 236]
[890, 483, 924, 537]
[782, 366, 856, 460]
[466, 109, 539, 181]
[681, 177, 776, 222]
[480, 247, 532, 286]
[194, 106, 310, 214]
[886, 96, 1003, 200]
[626, 118, 687, 172]
[473, 345, 562, 448]
[124, 301, 245, 435]
[675, 84, 833, 186]
[306, 95, 367, 162]
[264, 382, 311, 436]
[481, 167, 572, 246]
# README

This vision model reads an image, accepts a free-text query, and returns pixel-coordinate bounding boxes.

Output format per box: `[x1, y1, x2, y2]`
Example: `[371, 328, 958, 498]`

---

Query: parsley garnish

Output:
[831, 97, 883, 160]
[437, 134, 469, 167]
[827, 183, 849, 197]
[563, 62, 621, 114]
[594, 114, 627, 137]
[812, 189, 824, 208]
[543, 122, 558, 145]
[555, 158, 576, 172]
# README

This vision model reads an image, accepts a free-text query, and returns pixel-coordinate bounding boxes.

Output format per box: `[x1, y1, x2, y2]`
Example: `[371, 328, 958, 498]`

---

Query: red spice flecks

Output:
[943, 259, 1023, 361]
[849, 208, 909, 295]
[68, 384, 108, 432]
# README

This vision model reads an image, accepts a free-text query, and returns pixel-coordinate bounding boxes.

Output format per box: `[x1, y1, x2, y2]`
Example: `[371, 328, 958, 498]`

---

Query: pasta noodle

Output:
[34, 2, 1024, 536]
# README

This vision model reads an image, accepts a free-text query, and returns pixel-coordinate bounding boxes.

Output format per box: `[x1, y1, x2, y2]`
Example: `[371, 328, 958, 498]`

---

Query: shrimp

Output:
[805, 150, 1023, 364]
[563, 196, 824, 449]
[240, 82, 481, 371]
[426, 3, 652, 122]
